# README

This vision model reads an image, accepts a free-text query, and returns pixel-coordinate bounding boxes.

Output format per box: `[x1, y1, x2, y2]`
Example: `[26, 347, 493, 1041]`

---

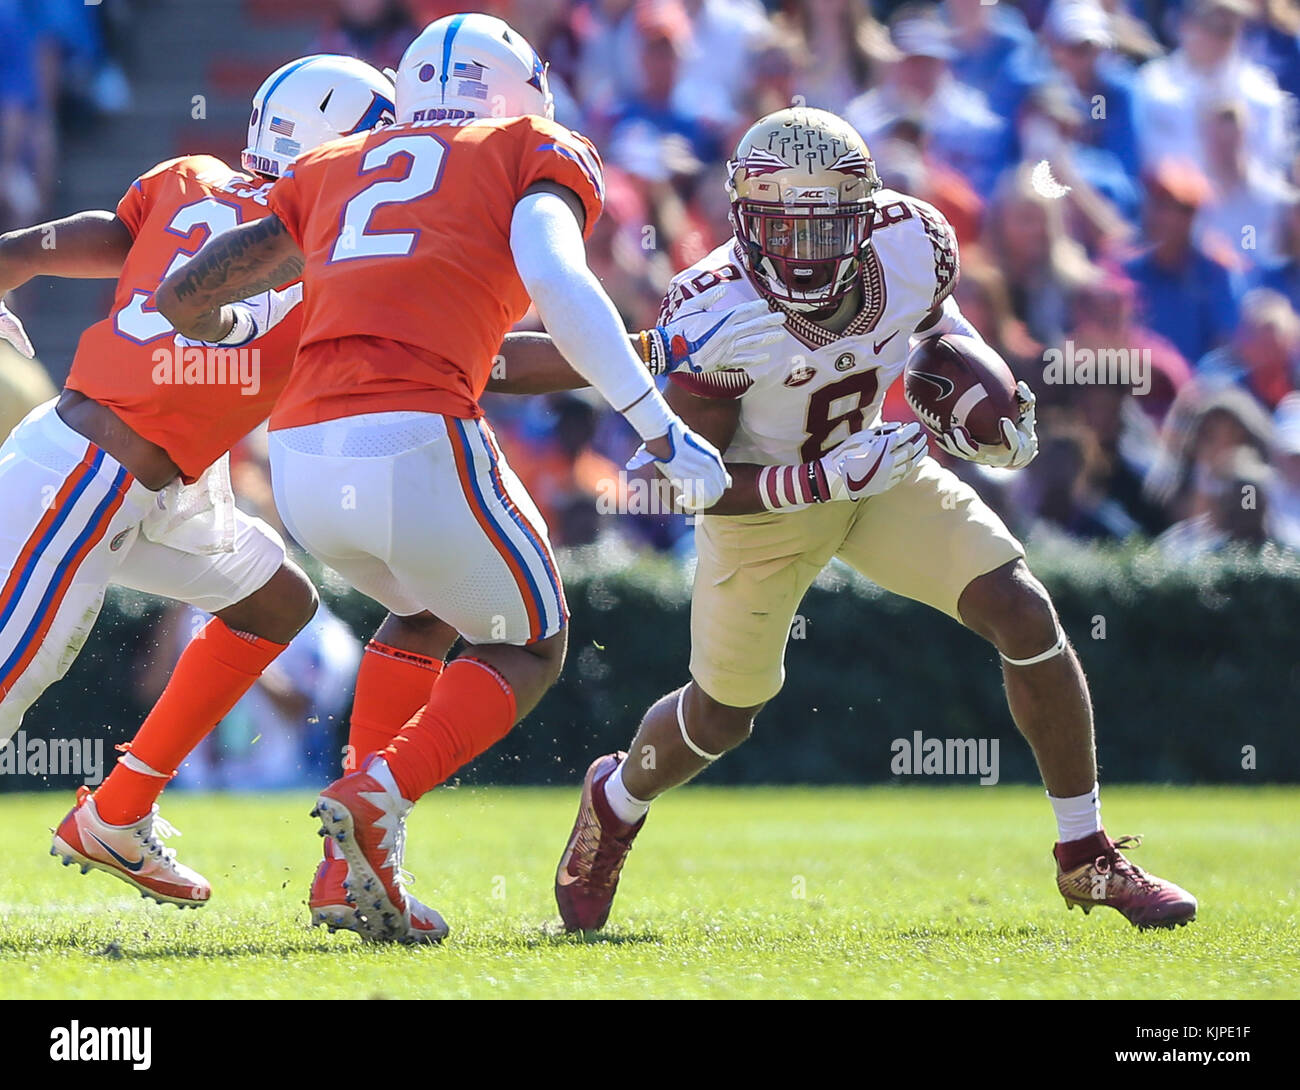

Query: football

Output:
[903, 334, 1019, 446]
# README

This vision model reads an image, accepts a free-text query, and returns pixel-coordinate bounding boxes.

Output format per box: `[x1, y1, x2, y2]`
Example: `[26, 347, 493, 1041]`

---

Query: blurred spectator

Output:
[1011, 422, 1142, 539]
[845, 4, 1010, 195]
[1133, 0, 1294, 178]
[1, 0, 45, 226]
[1146, 384, 1275, 519]
[606, 6, 721, 179]
[1196, 287, 1300, 408]
[310, 0, 417, 71]
[1240, 0, 1300, 100]
[1256, 195, 1300, 307]
[670, 0, 770, 129]
[1016, 80, 1140, 243]
[1038, 0, 1142, 181]
[1097, 0, 1167, 64]
[944, 0, 1038, 120]
[952, 249, 1044, 373]
[1065, 273, 1194, 420]
[872, 116, 983, 242]
[775, 0, 893, 115]
[1155, 444, 1273, 554]
[982, 162, 1100, 345]
[1269, 391, 1300, 545]
[1195, 99, 1297, 266]
[1123, 159, 1241, 363]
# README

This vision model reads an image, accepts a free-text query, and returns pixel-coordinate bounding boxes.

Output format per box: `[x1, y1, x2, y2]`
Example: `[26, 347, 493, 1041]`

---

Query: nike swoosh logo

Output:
[557, 867, 580, 886]
[909, 369, 955, 399]
[846, 445, 887, 492]
[88, 832, 146, 872]
[873, 330, 899, 354]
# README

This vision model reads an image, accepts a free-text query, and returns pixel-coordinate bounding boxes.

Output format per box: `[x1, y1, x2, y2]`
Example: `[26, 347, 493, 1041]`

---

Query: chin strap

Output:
[1000, 626, 1068, 667]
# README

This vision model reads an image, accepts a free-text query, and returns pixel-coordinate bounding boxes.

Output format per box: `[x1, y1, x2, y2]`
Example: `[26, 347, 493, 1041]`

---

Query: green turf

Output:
[1, 785, 1295, 999]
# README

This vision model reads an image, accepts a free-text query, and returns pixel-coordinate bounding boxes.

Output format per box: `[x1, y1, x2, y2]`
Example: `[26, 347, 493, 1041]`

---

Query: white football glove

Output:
[935, 381, 1038, 470]
[175, 282, 303, 348]
[645, 286, 786, 374]
[0, 300, 35, 358]
[820, 421, 928, 501]
[626, 418, 731, 513]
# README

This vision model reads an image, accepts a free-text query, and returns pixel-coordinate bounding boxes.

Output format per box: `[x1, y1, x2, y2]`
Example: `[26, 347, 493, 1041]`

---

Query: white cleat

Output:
[51, 787, 210, 908]
[311, 755, 446, 942]
[309, 842, 448, 944]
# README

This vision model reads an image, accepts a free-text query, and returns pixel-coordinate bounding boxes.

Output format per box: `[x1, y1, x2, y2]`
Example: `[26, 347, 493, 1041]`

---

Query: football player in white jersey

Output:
[487, 107, 1196, 932]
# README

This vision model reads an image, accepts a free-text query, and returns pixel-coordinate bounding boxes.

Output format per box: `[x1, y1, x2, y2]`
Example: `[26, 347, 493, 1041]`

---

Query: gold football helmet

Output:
[726, 107, 882, 312]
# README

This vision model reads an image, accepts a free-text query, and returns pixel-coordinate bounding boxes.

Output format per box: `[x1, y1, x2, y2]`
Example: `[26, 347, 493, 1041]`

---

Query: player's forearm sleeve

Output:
[509, 191, 673, 439]
[910, 295, 985, 349]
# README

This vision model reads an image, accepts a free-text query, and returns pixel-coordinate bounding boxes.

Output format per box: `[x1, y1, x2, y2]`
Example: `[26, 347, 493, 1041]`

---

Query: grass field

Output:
[1, 785, 1296, 999]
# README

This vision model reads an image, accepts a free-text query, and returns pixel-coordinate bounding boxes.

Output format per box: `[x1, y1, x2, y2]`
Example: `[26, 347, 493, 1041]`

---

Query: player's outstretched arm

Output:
[0, 210, 132, 291]
[155, 214, 304, 344]
[0, 211, 134, 357]
[509, 185, 730, 511]
[490, 287, 784, 395]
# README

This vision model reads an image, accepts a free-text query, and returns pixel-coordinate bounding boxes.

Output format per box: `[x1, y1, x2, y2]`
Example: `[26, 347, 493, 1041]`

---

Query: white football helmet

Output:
[242, 54, 395, 178]
[393, 13, 553, 124]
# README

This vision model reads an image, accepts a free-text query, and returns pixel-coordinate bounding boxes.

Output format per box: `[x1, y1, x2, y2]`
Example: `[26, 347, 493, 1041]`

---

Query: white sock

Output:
[118, 751, 168, 778]
[1048, 781, 1102, 842]
[602, 759, 650, 825]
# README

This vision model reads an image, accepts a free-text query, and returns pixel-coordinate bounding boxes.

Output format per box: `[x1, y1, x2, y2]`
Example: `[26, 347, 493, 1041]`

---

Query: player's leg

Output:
[271, 412, 568, 940]
[306, 610, 457, 937]
[839, 456, 1196, 928]
[52, 510, 315, 906]
[343, 611, 457, 773]
[555, 503, 849, 931]
[0, 400, 154, 741]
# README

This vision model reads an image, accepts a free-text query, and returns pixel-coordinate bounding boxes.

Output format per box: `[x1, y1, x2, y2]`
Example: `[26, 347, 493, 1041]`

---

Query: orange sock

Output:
[93, 618, 287, 825]
[381, 657, 517, 800]
[345, 640, 444, 771]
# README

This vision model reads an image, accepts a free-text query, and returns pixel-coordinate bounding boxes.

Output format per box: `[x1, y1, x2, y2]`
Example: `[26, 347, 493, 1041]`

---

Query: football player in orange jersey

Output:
[0, 55, 398, 910]
[157, 12, 732, 943]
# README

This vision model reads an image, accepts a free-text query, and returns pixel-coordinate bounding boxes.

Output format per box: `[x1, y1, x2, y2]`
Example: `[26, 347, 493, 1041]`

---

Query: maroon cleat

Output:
[1054, 830, 1197, 929]
[555, 753, 644, 932]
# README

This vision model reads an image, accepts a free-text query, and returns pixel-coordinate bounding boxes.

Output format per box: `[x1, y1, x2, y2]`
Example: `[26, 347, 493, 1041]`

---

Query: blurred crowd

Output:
[306, 0, 1300, 558]
[0, 0, 132, 229]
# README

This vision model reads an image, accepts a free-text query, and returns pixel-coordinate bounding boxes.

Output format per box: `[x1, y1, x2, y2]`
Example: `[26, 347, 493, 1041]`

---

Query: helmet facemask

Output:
[725, 107, 883, 314]
[732, 195, 874, 311]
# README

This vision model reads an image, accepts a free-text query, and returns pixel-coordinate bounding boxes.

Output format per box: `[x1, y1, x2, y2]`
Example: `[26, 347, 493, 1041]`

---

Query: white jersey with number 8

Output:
[663, 189, 959, 468]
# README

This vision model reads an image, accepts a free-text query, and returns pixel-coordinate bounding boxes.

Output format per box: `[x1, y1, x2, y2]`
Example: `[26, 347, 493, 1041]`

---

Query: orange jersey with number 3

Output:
[264, 115, 604, 430]
[64, 155, 302, 481]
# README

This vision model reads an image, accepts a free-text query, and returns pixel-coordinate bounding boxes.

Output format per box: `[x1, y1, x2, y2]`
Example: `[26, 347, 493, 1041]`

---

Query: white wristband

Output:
[620, 386, 676, 443]
[218, 305, 257, 347]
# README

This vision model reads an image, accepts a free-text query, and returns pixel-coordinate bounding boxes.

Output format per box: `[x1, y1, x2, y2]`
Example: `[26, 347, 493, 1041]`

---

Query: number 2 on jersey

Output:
[330, 134, 446, 263]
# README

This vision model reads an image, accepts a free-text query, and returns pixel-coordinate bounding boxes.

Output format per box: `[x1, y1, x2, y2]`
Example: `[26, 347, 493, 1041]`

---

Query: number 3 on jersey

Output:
[115, 197, 243, 344]
[330, 134, 447, 263]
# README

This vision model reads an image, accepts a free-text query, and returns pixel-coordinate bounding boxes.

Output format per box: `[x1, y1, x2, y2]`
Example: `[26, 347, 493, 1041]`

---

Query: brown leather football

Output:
[903, 334, 1019, 446]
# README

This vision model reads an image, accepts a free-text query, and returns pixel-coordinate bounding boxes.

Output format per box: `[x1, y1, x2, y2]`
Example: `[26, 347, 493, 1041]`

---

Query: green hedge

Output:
[7, 542, 1299, 791]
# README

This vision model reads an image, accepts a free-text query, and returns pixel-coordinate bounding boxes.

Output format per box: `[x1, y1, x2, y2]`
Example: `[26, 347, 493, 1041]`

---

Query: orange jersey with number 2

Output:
[265, 114, 604, 430]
